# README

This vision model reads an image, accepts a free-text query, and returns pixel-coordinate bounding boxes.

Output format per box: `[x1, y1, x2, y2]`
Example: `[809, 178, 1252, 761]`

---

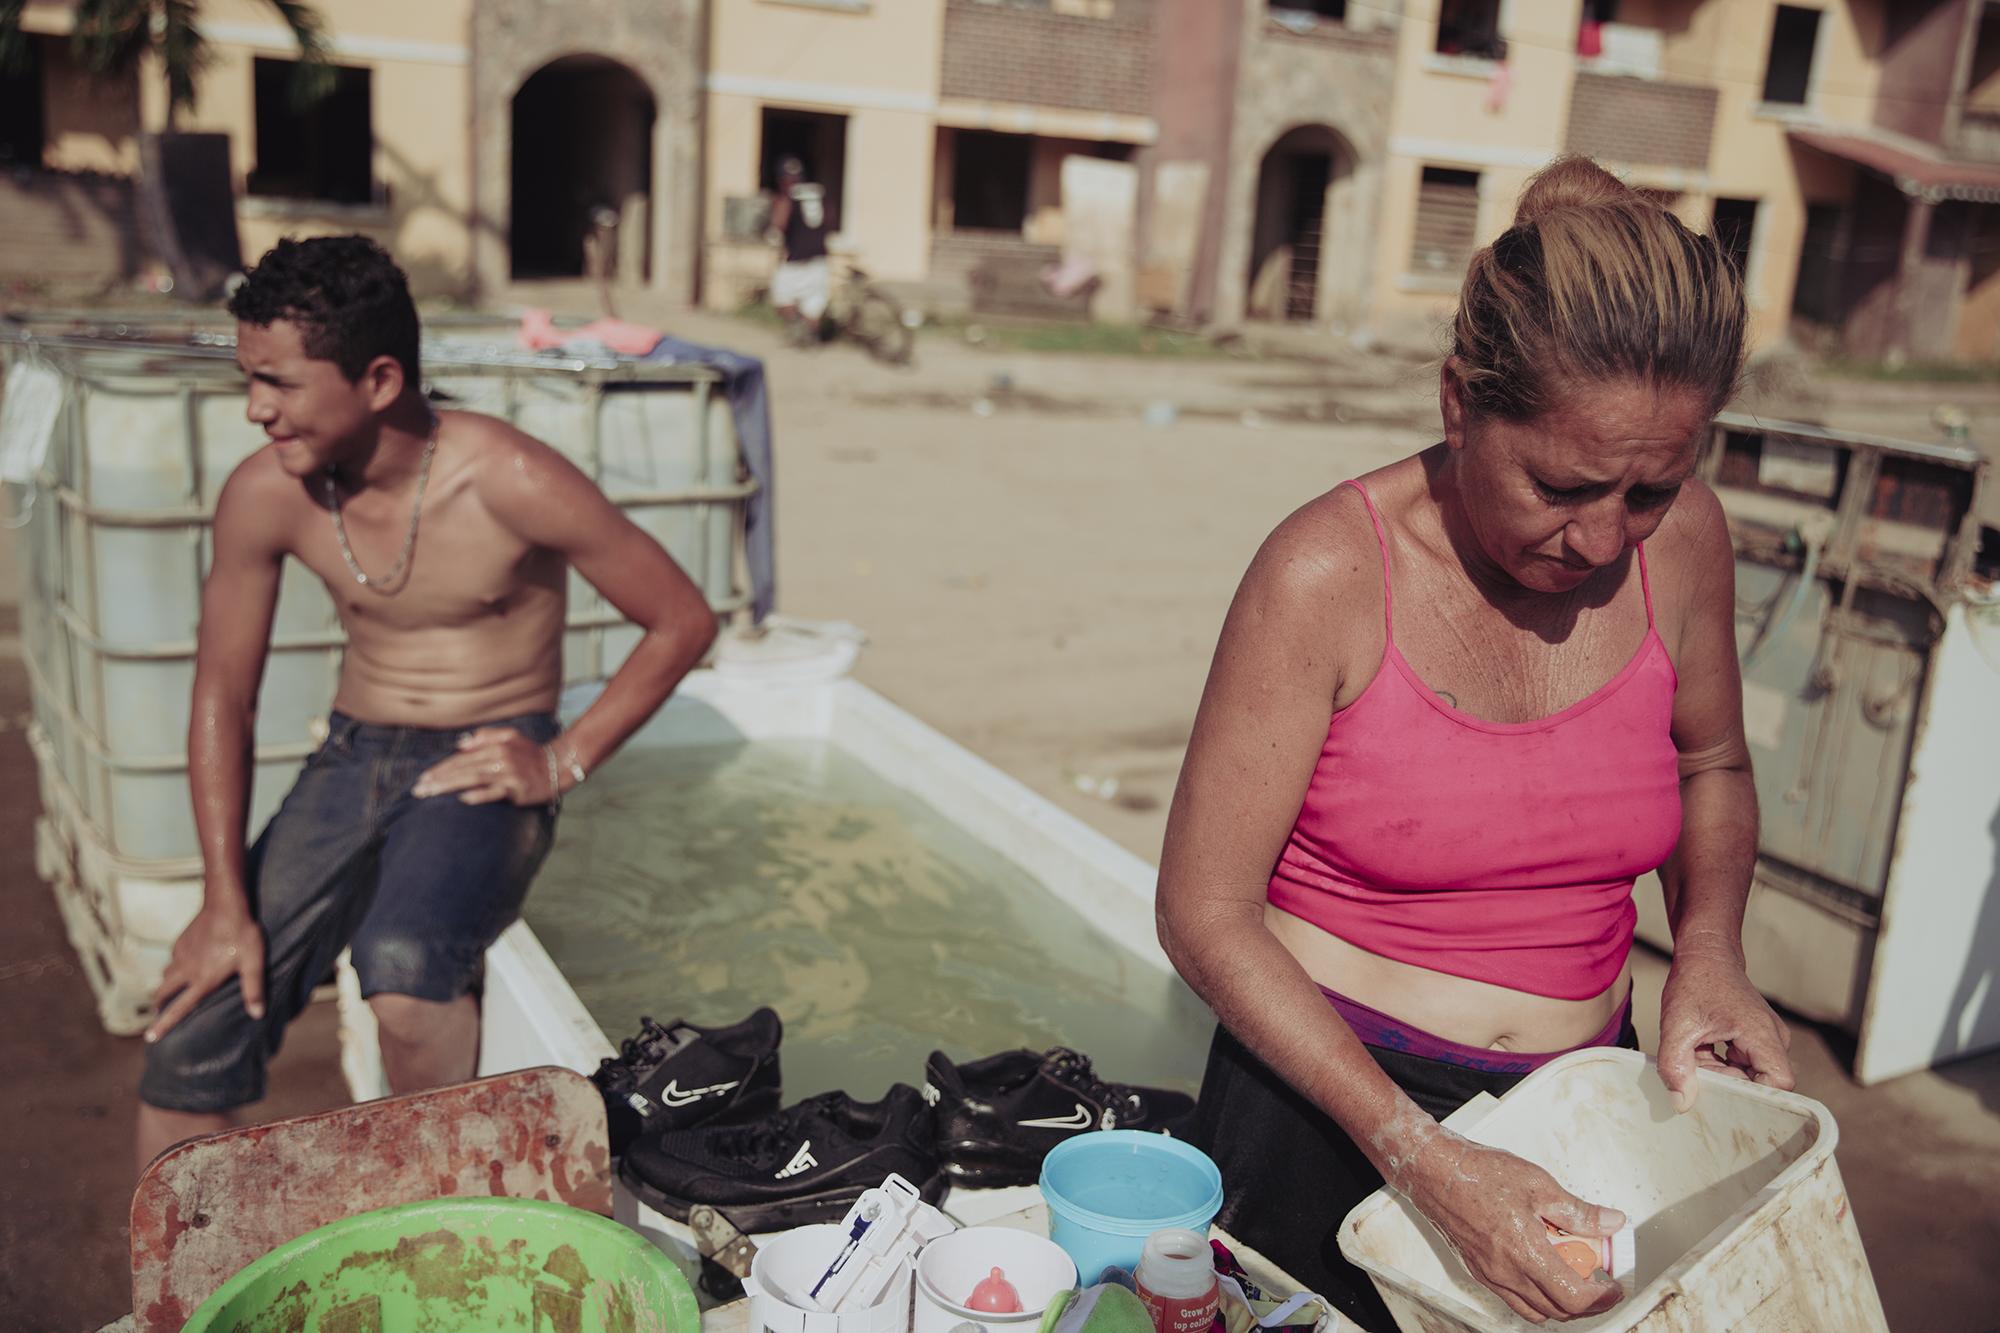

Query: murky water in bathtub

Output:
[524, 739, 1213, 1100]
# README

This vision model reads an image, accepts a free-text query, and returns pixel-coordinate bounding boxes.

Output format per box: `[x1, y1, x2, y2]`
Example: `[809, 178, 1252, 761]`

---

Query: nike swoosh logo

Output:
[776, 1141, 818, 1178]
[658, 1078, 741, 1108]
[1018, 1103, 1093, 1130]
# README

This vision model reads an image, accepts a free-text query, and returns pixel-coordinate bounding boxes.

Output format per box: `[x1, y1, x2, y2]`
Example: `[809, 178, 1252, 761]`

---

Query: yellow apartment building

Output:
[1366, 0, 1877, 354]
[702, 0, 1165, 318]
[9, 0, 1999, 360]
[163, 0, 482, 296]
[700, 0, 947, 310]
[7, 0, 1160, 319]
[1364, 0, 2000, 361]
[6, 0, 704, 301]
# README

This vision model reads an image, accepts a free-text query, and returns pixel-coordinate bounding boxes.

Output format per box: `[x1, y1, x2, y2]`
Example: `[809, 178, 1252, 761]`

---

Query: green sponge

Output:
[1037, 1284, 1156, 1333]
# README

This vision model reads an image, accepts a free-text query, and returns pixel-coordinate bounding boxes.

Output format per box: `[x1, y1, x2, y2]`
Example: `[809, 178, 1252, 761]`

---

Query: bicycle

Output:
[800, 257, 916, 366]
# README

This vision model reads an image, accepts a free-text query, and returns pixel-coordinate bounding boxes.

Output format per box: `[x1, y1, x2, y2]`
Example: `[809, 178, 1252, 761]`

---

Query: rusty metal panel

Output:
[129, 1066, 611, 1332]
[1734, 565, 1930, 901]
[1857, 454, 1977, 582]
[1700, 412, 1995, 1065]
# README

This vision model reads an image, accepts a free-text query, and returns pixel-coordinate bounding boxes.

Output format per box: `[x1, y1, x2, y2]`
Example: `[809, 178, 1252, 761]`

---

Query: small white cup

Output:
[747, 1224, 916, 1333]
[914, 1227, 1079, 1333]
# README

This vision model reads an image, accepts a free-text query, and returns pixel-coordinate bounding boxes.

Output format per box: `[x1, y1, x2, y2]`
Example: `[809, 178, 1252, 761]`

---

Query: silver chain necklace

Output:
[324, 415, 439, 594]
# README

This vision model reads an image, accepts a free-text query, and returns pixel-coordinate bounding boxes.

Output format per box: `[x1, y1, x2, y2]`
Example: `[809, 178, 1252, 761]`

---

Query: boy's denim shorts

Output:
[140, 710, 560, 1113]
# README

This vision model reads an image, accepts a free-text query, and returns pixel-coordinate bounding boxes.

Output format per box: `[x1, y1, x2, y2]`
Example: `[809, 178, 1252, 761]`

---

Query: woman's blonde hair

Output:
[1451, 155, 1746, 422]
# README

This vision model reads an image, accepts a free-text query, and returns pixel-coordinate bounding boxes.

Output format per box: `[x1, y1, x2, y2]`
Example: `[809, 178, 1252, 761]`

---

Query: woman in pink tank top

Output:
[1158, 158, 1795, 1329]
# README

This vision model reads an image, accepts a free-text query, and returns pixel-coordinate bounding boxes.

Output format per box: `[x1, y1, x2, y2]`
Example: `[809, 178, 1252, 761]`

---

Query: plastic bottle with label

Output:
[1133, 1229, 1218, 1333]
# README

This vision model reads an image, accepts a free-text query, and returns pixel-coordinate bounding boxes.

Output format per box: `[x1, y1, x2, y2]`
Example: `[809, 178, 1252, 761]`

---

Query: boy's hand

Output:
[412, 727, 560, 806]
[146, 905, 266, 1042]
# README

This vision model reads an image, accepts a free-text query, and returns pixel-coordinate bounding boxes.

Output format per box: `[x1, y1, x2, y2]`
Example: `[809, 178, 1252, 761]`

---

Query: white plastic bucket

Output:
[744, 1224, 914, 1333]
[1338, 1048, 1888, 1332]
[913, 1227, 1078, 1333]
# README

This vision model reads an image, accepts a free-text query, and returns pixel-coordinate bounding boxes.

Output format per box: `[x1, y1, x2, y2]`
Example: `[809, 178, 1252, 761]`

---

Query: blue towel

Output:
[640, 336, 776, 622]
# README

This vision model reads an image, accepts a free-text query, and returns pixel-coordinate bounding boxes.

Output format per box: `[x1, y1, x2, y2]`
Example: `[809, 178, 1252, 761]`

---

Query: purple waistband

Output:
[1322, 985, 1632, 1076]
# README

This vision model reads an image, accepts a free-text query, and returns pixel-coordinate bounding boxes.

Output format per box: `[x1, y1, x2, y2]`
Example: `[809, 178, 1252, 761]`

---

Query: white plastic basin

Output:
[1339, 1048, 1886, 1332]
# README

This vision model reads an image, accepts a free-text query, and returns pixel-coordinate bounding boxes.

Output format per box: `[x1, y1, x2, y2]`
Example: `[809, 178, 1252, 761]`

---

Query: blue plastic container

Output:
[1038, 1131, 1224, 1282]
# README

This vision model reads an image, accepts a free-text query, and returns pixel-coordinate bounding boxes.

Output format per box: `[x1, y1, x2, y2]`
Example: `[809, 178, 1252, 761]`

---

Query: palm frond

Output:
[7, 0, 329, 117]
[0, 0, 31, 78]
[264, 0, 329, 63]
[157, 0, 214, 116]
[264, 0, 335, 108]
[70, 0, 156, 81]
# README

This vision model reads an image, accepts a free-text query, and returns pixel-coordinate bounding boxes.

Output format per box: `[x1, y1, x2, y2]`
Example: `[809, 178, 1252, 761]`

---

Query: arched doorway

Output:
[510, 56, 655, 280]
[1246, 125, 1355, 323]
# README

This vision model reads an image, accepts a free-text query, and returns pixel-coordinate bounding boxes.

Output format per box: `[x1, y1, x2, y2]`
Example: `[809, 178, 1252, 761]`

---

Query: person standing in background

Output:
[768, 155, 833, 347]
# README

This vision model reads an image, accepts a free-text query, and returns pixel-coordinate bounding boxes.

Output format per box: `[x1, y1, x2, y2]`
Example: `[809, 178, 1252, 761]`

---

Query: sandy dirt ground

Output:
[3, 299, 1996, 1331]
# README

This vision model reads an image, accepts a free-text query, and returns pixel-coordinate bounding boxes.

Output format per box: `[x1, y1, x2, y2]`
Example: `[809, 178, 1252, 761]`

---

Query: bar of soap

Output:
[1544, 1223, 1633, 1280]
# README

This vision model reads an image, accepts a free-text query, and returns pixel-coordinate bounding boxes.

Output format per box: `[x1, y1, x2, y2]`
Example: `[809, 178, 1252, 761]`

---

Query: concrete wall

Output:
[0, 171, 145, 297]
[1367, 0, 1583, 344]
[1, 17, 147, 294]
[24, 0, 481, 295]
[1966, 4, 2000, 117]
[1023, 136, 1123, 245]
[1909, 203, 1976, 361]
[1956, 205, 2000, 357]
[1826, 192, 2000, 364]
[199, 0, 477, 296]
[1215, 5, 1397, 333]
[1836, 180, 1918, 359]
[1873, 0, 1969, 148]
[1690, 0, 1883, 352]
[703, 0, 943, 305]
[1140, 0, 1241, 322]
[35, 37, 141, 175]
[471, 0, 703, 302]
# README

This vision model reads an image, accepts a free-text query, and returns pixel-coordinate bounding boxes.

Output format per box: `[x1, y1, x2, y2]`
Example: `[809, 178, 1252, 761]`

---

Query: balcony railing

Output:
[1563, 70, 1718, 173]
[939, 0, 1154, 118]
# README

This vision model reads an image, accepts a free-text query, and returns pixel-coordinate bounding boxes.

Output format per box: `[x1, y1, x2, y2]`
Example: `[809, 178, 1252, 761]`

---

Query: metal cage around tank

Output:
[3, 325, 757, 1032]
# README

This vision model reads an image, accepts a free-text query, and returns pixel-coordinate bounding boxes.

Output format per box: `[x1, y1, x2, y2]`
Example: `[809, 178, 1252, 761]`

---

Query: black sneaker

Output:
[591, 1008, 783, 1157]
[923, 1046, 1198, 1187]
[618, 1084, 946, 1230]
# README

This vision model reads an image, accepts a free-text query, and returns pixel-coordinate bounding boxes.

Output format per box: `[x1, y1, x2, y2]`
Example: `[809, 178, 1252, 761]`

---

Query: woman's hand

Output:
[1657, 932, 1794, 1111]
[1401, 1130, 1627, 1324]
[412, 727, 559, 806]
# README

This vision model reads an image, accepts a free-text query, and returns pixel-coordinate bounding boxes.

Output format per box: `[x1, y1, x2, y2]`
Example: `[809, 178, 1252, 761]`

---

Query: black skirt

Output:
[1187, 1016, 1640, 1333]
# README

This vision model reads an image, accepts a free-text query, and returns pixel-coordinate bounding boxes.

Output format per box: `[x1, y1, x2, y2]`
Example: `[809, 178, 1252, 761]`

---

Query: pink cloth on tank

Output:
[1267, 480, 1683, 1000]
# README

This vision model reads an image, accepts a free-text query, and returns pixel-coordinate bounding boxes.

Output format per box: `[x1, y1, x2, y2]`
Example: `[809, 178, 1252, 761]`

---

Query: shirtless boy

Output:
[136, 236, 718, 1169]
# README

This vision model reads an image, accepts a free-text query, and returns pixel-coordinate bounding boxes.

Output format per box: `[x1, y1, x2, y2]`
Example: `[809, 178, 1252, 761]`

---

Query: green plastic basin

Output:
[182, 1196, 699, 1333]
